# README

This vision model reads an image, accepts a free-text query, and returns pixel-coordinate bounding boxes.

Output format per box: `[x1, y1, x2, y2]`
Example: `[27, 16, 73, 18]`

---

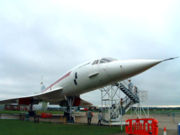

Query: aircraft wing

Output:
[79, 98, 93, 107]
[0, 87, 63, 105]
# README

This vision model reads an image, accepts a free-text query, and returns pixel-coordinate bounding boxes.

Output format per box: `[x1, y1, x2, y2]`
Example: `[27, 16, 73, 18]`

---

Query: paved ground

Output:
[159, 128, 177, 135]
[124, 114, 180, 135]
[77, 112, 180, 135]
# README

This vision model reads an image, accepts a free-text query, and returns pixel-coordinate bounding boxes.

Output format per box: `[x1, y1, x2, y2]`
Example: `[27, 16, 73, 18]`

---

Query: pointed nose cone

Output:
[120, 59, 161, 78]
[106, 57, 178, 83]
[107, 59, 162, 82]
[122, 57, 178, 77]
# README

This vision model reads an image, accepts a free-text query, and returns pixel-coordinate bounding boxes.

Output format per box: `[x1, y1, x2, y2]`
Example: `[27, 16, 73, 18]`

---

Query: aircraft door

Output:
[67, 70, 78, 94]
[73, 64, 92, 93]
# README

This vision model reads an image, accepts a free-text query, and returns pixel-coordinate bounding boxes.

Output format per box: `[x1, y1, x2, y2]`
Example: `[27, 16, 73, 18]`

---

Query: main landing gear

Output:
[64, 96, 75, 123]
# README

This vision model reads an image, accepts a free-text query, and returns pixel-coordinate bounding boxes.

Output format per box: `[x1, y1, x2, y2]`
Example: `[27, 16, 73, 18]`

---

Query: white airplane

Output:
[0, 57, 178, 110]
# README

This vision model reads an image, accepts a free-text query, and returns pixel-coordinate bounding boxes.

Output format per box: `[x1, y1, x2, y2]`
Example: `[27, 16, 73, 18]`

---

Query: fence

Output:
[125, 118, 158, 135]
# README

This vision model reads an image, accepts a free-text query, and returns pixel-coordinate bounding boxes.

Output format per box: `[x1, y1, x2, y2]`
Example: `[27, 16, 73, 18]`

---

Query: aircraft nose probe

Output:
[161, 57, 179, 62]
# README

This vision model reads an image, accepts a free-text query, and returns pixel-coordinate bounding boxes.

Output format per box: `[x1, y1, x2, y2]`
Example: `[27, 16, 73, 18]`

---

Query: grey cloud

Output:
[0, 0, 180, 106]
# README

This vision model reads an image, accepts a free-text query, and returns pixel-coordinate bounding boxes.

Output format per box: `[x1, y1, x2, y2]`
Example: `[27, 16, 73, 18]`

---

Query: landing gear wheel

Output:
[64, 96, 75, 123]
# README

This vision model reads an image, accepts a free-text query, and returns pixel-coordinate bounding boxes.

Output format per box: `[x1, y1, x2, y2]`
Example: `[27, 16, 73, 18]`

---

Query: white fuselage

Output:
[0, 57, 176, 105]
[42, 58, 162, 102]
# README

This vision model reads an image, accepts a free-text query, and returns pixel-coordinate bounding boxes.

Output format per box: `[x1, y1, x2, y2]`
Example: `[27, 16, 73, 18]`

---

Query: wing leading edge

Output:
[0, 87, 63, 105]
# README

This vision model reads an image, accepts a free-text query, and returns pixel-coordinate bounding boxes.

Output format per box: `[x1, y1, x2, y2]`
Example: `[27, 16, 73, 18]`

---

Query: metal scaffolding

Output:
[100, 80, 149, 125]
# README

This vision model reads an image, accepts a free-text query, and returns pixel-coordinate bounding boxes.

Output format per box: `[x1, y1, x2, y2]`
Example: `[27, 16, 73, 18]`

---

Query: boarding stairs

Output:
[101, 81, 140, 125]
[110, 82, 140, 115]
[116, 82, 140, 104]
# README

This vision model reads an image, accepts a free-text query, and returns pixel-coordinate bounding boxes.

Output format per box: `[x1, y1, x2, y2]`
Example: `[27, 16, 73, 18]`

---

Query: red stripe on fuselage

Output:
[43, 71, 71, 92]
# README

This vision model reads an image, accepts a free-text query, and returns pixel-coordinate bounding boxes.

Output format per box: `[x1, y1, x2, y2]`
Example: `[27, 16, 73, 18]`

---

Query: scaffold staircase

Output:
[118, 82, 140, 104]
[100, 81, 141, 125]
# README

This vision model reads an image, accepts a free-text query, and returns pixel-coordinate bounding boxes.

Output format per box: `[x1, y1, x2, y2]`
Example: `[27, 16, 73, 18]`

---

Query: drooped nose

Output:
[106, 59, 162, 82]
[119, 59, 161, 78]
[120, 57, 178, 77]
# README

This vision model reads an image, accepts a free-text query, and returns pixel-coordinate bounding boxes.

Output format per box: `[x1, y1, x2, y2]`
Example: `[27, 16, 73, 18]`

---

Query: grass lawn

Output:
[0, 119, 124, 135]
[0, 110, 64, 115]
[0, 110, 26, 114]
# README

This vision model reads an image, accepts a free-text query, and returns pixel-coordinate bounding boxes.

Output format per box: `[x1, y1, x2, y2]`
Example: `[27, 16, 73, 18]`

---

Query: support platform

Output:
[100, 80, 148, 125]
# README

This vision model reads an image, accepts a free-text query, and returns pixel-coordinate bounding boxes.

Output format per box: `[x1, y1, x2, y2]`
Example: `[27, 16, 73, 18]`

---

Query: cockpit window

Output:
[92, 60, 99, 65]
[92, 58, 116, 65]
[99, 57, 116, 64]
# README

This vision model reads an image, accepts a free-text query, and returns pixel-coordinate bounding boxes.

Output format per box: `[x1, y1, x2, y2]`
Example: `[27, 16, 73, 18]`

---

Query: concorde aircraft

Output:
[0, 57, 177, 109]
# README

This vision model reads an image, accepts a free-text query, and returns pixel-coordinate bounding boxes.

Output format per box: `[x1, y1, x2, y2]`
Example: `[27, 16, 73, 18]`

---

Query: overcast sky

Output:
[0, 0, 179, 106]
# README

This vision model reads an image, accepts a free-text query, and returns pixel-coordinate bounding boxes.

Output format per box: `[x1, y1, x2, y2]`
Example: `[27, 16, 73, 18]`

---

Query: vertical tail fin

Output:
[40, 76, 46, 92]
[40, 81, 46, 92]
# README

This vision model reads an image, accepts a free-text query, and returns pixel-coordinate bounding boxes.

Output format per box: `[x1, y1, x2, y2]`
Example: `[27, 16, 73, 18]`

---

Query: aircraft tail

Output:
[40, 81, 46, 92]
